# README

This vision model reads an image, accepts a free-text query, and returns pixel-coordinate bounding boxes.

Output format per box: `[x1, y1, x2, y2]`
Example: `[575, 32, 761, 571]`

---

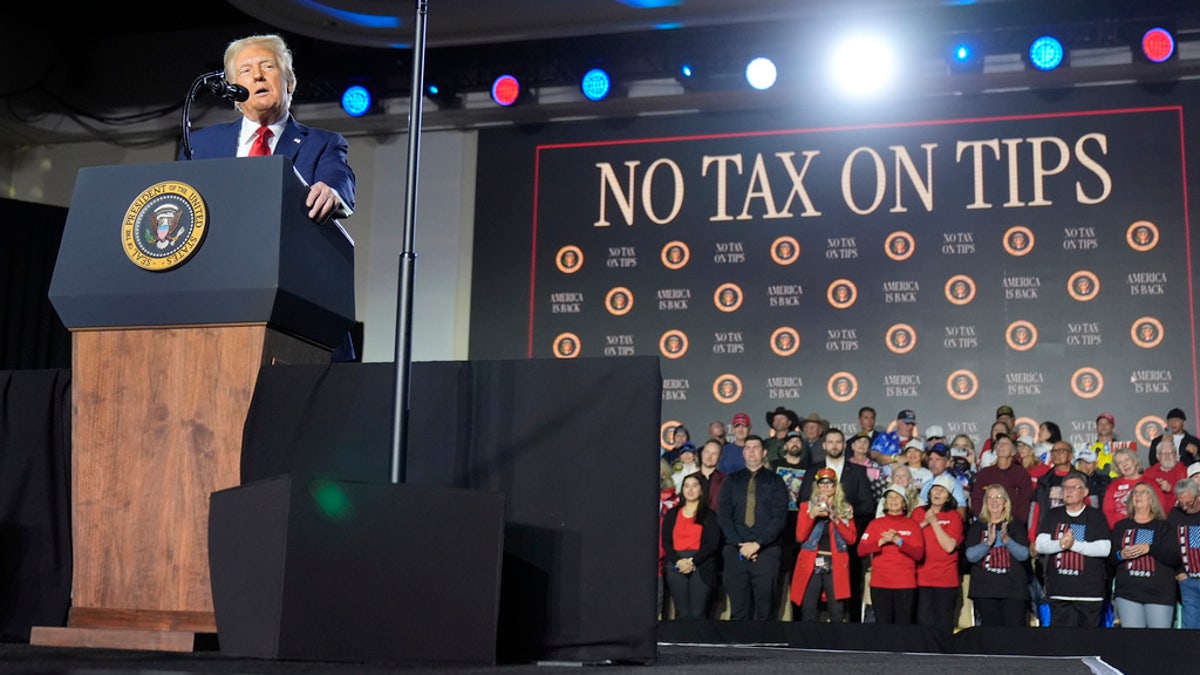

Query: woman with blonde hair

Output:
[790, 468, 858, 622]
[1102, 448, 1143, 527]
[964, 484, 1030, 626]
[1110, 482, 1181, 628]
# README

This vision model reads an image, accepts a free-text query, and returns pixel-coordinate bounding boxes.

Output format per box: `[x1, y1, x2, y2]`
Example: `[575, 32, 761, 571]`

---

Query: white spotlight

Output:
[829, 34, 896, 97]
[745, 57, 778, 91]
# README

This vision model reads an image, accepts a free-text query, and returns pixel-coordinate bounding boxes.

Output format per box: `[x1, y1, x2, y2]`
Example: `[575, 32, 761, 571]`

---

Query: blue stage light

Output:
[1029, 36, 1064, 71]
[340, 85, 372, 117]
[581, 68, 612, 101]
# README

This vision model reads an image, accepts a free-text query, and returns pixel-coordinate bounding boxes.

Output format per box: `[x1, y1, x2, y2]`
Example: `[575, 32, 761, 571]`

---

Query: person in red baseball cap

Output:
[790, 467, 857, 623]
[718, 412, 753, 474]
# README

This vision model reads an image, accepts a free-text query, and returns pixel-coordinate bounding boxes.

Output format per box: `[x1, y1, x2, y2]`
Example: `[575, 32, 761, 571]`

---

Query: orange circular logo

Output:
[944, 274, 976, 306]
[605, 286, 634, 316]
[1127, 220, 1160, 252]
[555, 245, 584, 274]
[661, 241, 691, 270]
[885, 323, 917, 355]
[1136, 415, 1166, 449]
[714, 282, 744, 312]
[1002, 226, 1035, 256]
[827, 279, 858, 309]
[884, 231, 915, 261]
[553, 332, 580, 359]
[713, 374, 743, 404]
[660, 420, 683, 451]
[946, 369, 979, 401]
[770, 327, 800, 357]
[827, 371, 859, 403]
[1067, 270, 1100, 302]
[659, 329, 689, 359]
[1005, 320, 1038, 352]
[770, 236, 800, 266]
[1070, 367, 1104, 399]
[1131, 317, 1164, 349]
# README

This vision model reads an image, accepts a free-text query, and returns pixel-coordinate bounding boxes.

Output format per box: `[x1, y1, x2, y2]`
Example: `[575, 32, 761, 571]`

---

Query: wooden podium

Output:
[33, 157, 355, 651]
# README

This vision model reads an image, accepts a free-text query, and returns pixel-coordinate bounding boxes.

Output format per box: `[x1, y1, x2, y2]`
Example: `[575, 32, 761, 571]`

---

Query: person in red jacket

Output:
[912, 474, 965, 634]
[859, 484, 925, 624]
[1142, 437, 1186, 511]
[1103, 448, 1145, 528]
[790, 468, 858, 622]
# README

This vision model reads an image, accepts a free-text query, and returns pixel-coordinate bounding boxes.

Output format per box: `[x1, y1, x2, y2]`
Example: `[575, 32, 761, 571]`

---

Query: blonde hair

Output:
[1113, 447, 1143, 477]
[809, 478, 853, 520]
[983, 484, 1013, 523]
[659, 459, 675, 491]
[950, 434, 975, 453]
[1125, 481, 1166, 521]
[224, 34, 296, 112]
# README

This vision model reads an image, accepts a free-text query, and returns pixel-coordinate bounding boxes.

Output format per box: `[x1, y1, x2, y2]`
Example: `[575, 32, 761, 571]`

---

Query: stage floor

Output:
[0, 643, 1114, 675]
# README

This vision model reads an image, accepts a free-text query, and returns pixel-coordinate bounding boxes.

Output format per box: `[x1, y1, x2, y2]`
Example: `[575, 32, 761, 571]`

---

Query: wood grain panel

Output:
[69, 326, 328, 618]
[30, 626, 199, 652]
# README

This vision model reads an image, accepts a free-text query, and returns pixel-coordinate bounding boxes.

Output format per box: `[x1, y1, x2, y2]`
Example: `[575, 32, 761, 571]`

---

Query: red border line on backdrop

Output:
[526, 105, 1196, 417]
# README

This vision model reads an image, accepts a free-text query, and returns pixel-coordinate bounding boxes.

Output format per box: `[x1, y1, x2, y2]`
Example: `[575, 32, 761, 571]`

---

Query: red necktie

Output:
[249, 125, 273, 156]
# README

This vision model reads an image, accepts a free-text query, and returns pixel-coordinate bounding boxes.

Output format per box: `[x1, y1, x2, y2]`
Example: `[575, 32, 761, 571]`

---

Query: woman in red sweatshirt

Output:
[789, 468, 858, 622]
[859, 484, 925, 624]
[911, 474, 965, 634]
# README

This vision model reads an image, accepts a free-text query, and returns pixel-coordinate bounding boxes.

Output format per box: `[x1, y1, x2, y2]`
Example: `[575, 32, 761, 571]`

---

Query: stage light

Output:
[424, 82, 461, 110]
[829, 34, 896, 97]
[1028, 35, 1065, 71]
[581, 68, 612, 101]
[745, 57, 777, 91]
[947, 40, 983, 74]
[491, 74, 521, 107]
[340, 85, 373, 117]
[680, 63, 694, 79]
[1141, 27, 1175, 63]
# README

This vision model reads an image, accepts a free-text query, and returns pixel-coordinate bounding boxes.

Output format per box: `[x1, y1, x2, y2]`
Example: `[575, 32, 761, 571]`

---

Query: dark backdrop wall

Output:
[471, 82, 1200, 453]
[1, 198, 70, 370]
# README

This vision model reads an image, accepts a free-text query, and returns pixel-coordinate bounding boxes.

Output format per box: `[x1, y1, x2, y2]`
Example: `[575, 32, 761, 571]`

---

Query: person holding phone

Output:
[789, 468, 857, 622]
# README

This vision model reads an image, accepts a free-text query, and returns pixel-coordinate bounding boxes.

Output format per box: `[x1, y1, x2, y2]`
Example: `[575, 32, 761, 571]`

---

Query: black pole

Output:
[391, 0, 429, 484]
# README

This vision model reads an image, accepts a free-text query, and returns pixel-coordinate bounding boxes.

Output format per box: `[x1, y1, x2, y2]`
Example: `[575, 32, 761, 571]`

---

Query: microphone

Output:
[201, 72, 249, 103]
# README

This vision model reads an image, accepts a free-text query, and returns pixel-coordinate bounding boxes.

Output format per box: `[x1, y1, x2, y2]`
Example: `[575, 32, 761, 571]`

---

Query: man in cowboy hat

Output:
[763, 406, 800, 464]
[799, 411, 830, 466]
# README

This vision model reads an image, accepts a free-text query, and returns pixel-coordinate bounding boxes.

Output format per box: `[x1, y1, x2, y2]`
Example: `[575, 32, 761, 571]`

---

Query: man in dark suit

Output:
[717, 435, 789, 620]
[798, 428, 875, 522]
[182, 34, 355, 222]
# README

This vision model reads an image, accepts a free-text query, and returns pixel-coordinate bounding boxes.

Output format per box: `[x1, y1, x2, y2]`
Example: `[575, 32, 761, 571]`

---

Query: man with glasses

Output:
[1169, 474, 1200, 628]
[1034, 472, 1111, 627]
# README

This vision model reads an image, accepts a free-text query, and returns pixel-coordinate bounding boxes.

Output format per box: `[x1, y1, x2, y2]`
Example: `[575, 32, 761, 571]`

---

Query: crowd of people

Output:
[658, 404, 1200, 631]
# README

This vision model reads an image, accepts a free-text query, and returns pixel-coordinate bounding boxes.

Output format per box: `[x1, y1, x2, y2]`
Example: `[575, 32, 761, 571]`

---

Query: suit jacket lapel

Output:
[274, 117, 306, 162]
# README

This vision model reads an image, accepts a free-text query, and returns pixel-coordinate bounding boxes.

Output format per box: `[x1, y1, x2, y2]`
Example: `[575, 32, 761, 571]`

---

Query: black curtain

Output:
[0, 197, 71, 370]
[240, 357, 662, 664]
[0, 369, 72, 641]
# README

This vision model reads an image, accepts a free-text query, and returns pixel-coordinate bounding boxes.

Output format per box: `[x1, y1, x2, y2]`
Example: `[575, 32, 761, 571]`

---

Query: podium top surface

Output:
[48, 157, 354, 347]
